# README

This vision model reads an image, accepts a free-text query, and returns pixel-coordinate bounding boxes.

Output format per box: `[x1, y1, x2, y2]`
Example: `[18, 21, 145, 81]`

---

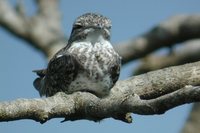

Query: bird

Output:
[33, 13, 121, 98]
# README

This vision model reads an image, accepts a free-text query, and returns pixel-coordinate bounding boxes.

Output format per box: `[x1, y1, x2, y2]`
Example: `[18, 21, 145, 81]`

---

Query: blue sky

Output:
[0, 0, 199, 133]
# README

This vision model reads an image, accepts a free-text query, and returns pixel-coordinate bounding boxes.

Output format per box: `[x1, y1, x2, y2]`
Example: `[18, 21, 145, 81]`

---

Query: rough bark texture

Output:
[1, 61, 200, 123]
[0, 0, 200, 132]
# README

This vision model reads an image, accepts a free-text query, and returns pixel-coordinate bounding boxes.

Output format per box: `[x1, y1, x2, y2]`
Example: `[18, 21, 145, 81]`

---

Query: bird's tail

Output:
[33, 69, 46, 96]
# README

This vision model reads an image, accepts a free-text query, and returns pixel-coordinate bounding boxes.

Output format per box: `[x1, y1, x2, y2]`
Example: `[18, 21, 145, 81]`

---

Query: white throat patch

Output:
[83, 28, 108, 45]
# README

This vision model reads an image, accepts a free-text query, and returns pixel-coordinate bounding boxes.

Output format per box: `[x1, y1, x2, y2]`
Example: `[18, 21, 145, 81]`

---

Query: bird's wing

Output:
[109, 55, 121, 85]
[43, 53, 80, 96]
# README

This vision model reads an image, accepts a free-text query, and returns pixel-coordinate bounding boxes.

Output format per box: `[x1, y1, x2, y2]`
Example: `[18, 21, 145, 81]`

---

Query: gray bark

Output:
[1, 61, 200, 123]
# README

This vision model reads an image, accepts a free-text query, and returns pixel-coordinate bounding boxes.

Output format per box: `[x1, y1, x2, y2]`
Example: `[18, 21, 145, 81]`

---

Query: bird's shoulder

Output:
[108, 51, 121, 85]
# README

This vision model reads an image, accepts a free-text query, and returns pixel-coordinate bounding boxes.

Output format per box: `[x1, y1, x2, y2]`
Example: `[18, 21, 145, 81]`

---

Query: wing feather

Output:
[38, 54, 80, 96]
[109, 55, 121, 85]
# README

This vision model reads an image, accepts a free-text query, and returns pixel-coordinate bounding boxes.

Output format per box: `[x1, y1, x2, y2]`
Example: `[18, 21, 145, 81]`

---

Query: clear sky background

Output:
[0, 0, 200, 133]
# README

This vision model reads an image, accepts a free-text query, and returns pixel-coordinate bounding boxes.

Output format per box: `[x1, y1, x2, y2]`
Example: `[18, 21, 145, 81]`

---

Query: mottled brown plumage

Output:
[33, 13, 121, 97]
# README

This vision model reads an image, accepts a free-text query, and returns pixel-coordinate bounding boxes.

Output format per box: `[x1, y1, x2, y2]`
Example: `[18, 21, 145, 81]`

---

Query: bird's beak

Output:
[98, 25, 104, 29]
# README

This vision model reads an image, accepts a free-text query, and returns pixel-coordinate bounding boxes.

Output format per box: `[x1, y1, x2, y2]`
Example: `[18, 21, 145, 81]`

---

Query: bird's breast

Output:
[69, 41, 114, 75]
[67, 41, 117, 96]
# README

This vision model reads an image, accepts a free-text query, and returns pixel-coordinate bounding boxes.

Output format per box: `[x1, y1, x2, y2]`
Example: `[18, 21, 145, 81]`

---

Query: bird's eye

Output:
[107, 26, 111, 29]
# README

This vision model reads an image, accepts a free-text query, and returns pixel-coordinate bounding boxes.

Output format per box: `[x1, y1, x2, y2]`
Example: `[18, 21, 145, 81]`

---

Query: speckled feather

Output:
[33, 13, 121, 97]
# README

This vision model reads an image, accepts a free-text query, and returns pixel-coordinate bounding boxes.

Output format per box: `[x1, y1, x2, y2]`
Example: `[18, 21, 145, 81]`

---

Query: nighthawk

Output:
[33, 13, 121, 98]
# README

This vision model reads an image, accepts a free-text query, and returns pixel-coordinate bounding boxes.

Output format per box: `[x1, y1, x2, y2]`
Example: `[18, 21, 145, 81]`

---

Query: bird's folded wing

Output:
[43, 54, 80, 96]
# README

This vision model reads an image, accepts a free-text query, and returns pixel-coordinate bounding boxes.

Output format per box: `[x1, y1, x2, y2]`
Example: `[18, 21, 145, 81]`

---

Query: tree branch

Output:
[0, 0, 66, 59]
[1, 61, 200, 123]
[133, 39, 200, 75]
[114, 15, 200, 64]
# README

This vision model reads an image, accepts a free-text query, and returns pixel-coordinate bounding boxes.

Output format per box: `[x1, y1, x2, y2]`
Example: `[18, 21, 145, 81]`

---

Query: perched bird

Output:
[33, 13, 121, 98]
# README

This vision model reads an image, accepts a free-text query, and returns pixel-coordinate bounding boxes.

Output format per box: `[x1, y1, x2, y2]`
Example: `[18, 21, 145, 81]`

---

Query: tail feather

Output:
[32, 69, 46, 77]
[33, 69, 46, 96]
[33, 77, 45, 96]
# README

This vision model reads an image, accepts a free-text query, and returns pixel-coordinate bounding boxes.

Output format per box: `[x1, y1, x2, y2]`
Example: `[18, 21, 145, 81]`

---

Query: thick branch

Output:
[0, 0, 66, 59]
[114, 15, 200, 64]
[1, 61, 200, 123]
[133, 39, 200, 75]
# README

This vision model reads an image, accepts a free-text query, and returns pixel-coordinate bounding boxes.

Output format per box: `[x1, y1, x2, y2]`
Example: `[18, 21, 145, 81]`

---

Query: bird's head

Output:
[68, 13, 112, 43]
